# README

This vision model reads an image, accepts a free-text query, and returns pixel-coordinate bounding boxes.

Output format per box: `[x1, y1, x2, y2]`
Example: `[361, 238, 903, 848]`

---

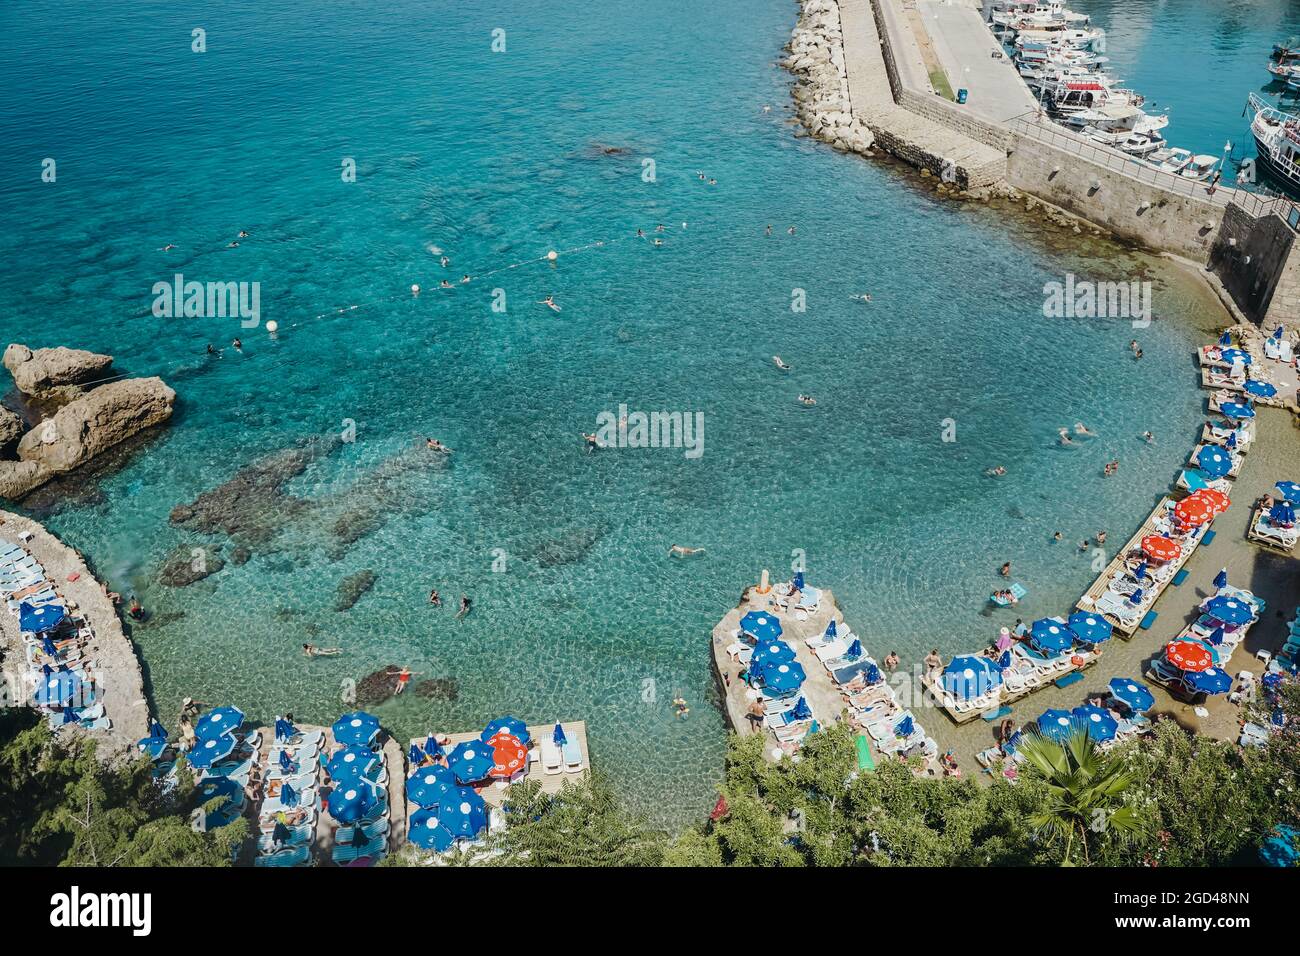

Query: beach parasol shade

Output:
[1219, 348, 1251, 365]
[1218, 331, 1232, 346]
[1181, 667, 1232, 695]
[1190, 488, 1231, 513]
[1036, 709, 1076, 742]
[1276, 481, 1300, 503]
[1166, 639, 1214, 672]
[486, 732, 529, 780]
[1196, 446, 1232, 478]
[19, 602, 66, 634]
[1270, 501, 1297, 525]
[481, 716, 531, 747]
[1243, 379, 1277, 398]
[1219, 401, 1255, 420]
[32, 669, 83, 708]
[739, 611, 783, 643]
[194, 706, 244, 741]
[332, 711, 380, 747]
[437, 789, 488, 839]
[195, 777, 241, 807]
[1068, 611, 1113, 645]
[186, 731, 236, 769]
[1141, 535, 1181, 562]
[447, 742, 495, 785]
[751, 639, 797, 668]
[1071, 705, 1119, 742]
[756, 660, 806, 696]
[1204, 595, 1254, 626]
[1174, 496, 1214, 526]
[408, 808, 456, 851]
[1108, 678, 1155, 712]
[941, 655, 1002, 700]
[326, 744, 377, 780]
[406, 764, 456, 809]
[327, 783, 375, 824]
[1030, 618, 1072, 654]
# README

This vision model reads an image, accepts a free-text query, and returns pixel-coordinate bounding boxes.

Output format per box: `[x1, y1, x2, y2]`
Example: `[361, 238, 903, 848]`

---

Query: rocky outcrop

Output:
[158, 545, 225, 587]
[0, 373, 175, 501]
[4, 344, 113, 397]
[335, 569, 377, 612]
[0, 407, 23, 452]
[785, 1, 876, 156]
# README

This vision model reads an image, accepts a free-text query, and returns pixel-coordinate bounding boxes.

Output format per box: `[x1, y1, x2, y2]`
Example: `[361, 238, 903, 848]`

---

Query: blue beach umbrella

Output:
[148, 719, 167, 740]
[408, 743, 423, 765]
[1244, 379, 1277, 398]
[823, 619, 838, 640]
[1270, 501, 1297, 525]
[1133, 561, 1149, 582]
[751, 639, 797, 668]
[1036, 709, 1077, 742]
[1276, 481, 1300, 503]
[1220, 348, 1251, 365]
[1226, 430, 1238, 449]
[437, 789, 488, 839]
[19, 602, 66, 634]
[1068, 611, 1113, 645]
[406, 764, 456, 808]
[1129, 587, 1145, 606]
[942, 655, 1002, 700]
[186, 732, 236, 769]
[1196, 446, 1231, 478]
[195, 777, 241, 805]
[1213, 568, 1229, 589]
[327, 744, 378, 780]
[845, 638, 863, 660]
[1220, 401, 1255, 420]
[792, 571, 805, 591]
[1205, 595, 1254, 626]
[327, 782, 375, 823]
[481, 716, 531, 747]
[274, 716, 298, 741]
[997, 649, 1012, 670]
[1207, 625, 1226, 646]
[894, 714, 915, 739]
[447, 742, 495, 784]
[278, 749, 293, 773]
[424, 734, 442, 761]
[407, 808, 455, 852]
[1030, 618, 1072, 654]
[789, 697, 813, 722]
[756, 660, 806, 696]
[739, 611, 782, 643]
[552, 722, 567, 747]
[1273, 326, 1285, 340]
[33, 669, 82, 707]
[332, 711, 380, 747]
[1181, 667, 1231, 695]
[1109, 678, 1155, 712]
[1071, 705, 1119, 742]
[1218, 330, 1232, 346]
[40, 635, 59, 657]
[194, 706, 244, 741]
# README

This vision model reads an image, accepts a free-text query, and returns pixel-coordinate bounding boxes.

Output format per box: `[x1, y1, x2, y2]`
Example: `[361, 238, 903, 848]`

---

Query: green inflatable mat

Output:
[856, 734, 876, 771]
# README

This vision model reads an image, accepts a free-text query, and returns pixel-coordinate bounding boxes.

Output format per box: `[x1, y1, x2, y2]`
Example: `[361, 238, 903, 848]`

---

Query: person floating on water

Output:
[668, 545, 705, 558]
[1095, 530, 1107, 545]
[787, 226, 796, 235]
[539, 295, 561, 312]
[387, 666, 419, 695]
[673, 694, 690, 719]
[581, 432, 604, 452]
[231, 338, 243, 352]
[1142, 431, 1155, 444]
[161, 243, 176, 251]
[1052, 531, 1063, 542]
[440, 279, 452, 288]
[303, 643, 342, 657]
[428, 588, 441, 607]
[797, 394, 816, 406]
[206, 344, 220, 356]
[1074, 422, 1094, 437]
[127, 596, 146, 621]
[425, 437, 452, 454]
[986, 465, 1006, 477]
[238, 230, 250, 238]
[440, 256, 450, 268]
[999, 562, 1012, 577]
[456, 595, 472, 619]
[1058, 428, 1074, 446]
[765, 224, 772, 237]
[850, 293, 872, 303]
[773, 355, 791, 370]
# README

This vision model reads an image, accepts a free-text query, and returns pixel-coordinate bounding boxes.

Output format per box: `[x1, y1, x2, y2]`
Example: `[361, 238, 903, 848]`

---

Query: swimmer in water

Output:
[456, 595, 472, 620]
[460, 275, 470, 283]
[227, 241, 239, 248]
[1142, 430, 1155, 444]
[656, 224, 665, 232]
[428, 588, 442, 607]
[440, 280, 452, 288]
[850, 293, 873, 303]
[232, 338, 243, 352]
[797, 394, 817, 406]
[765, 224, 772, 237]
[653, 238, 662, 247]
[986, 465, 1006, 477]
[425, 438, 453, 454]
[539, 295, 561, 312]
[238, 230, 250, 238]
[1058, 428, 1074, 446]
[787, 226, 796, 235]
[1074, 422, 1094, 436]
[582, 432, 604, 452]
[636, 228, 645, 238]
[440, 256, 450, 268]
[673, 695, 690, 719]
[303, 643, 342, 657]
[161, 243, 176, 251]
[773, 355, 791, 371]
[669, 545, 706, 557]
[206, 344, 220, 356]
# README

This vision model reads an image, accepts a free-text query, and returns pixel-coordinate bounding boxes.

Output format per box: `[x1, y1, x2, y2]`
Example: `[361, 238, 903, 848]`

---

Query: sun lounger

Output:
[256, 823, 314, 853]
[813, 638, 848, 663]
[866, 711, 916, 743]
[540, 738, 563, 774]
[260, 789, 320, 818]
[561, 733, 584, 772]
[255, 844, 311, 867]
[332, 835, 386, 864]
[829, 659, 876, 686]
[336, 817, 389, 844]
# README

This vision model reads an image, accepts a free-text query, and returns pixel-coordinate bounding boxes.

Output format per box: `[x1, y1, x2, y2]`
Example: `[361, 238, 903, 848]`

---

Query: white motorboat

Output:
[1048, 78, 1144, 115]
[1247, 92, 1300, 197]
[1116, 131, 1167, 158]
[1068, 103, 1168, 137]
[1147, 147, 1194, 175]
[1178, 154, 1221, 181]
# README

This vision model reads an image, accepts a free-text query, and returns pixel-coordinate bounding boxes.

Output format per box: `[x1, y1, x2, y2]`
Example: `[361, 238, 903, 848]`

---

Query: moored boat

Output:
[1247, 92, 1300, 197]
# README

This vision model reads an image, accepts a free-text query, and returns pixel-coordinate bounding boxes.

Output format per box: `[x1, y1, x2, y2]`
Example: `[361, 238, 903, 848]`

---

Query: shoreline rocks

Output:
[784, 0, 876, 157]
[4, 344, 113, 397]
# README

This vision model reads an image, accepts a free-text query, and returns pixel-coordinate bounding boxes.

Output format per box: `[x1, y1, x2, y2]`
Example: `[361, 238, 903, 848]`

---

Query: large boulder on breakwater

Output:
[4, 344, 113, 396]
[16, 377, 175, 473]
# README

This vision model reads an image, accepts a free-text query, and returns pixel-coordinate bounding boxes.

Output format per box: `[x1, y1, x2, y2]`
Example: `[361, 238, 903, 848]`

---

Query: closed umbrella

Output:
[424, 734, 443, 762]
[792, 571, 805, 591]
[1128, 588, 1144, 607]
[1213, 568, 1228, 589]
[408, 743, 423, 766]
[1218, 330, 1232, 346]
[823, 619, 838, 640]
[739, 611, 782, 643]
[552, 722, 568, 747]
[1132, 561, 1149, 582]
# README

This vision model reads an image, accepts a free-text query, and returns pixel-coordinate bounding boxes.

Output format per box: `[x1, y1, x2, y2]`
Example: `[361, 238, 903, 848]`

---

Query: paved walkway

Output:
[917, 0, 1039, 122]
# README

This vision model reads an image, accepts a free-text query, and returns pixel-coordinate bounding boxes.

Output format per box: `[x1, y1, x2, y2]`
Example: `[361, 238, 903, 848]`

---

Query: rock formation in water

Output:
[158, 545, 226, 587]
[356, 666, 400, 707]
[335, 569, 377, 611]
[0, 345, 175, 500]
[414, 677, 459, 702]
[0, 407, 23, 453]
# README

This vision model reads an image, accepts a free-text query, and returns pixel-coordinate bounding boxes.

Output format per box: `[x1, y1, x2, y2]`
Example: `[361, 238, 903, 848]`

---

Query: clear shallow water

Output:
[1072, 0, 1300, 179]
[0, 0, 1225, 824]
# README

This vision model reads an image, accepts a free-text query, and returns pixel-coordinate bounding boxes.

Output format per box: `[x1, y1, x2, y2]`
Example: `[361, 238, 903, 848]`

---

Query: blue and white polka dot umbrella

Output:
[756, 660, 806, 696]
[1071, 705, 1119, 742]
[1220, 348, 1252, 365]
[1036, 709, 1077, 742]
[1196, 446, 1232, 478]
[436, 788, 488, 839]
[1182, 667, 1231, 695]
[408, 808, 455, 851]
[941, 655, 1002, 700]
[406, 764, 456, 809]
[332, 711, 380, 747]
[739, 611, 783, 643]
[481, 715, 531, 747]
[1029, 619, 1072, 654]
[186, 731, 236, 769]
[1276, 481, 1300, 503]
[194, 706, 244, 742]
[751, 639, 797, 668]
[448, 741, 494, 784]
[327, 782, 376, 823]
[1220, 402, 1255, 420]
[1204, 595, 1253, 627]
[1244, 379, 1277, 398]
[32, 669, 82, 708]
[1068, 612, 1113, 645]
[1108, 678, 1155, 712]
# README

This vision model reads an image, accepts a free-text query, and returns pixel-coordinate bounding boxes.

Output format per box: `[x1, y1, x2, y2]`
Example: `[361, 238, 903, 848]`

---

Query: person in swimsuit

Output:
[539, 295, 561, 312]
[428, 588, 441, 607]
[773, 355, 791, 370]
[387, 666, 419, 694]
[456, 595, 472, 619]
[668, 545, 705, 557]
[303, 643, 342, 657]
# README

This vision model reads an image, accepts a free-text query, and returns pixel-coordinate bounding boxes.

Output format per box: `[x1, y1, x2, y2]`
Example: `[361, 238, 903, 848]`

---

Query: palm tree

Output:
[1017, 725, 1147, 865]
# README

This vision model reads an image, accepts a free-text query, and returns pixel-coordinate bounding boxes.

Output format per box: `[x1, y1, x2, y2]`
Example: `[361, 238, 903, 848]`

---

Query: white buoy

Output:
[411, 283, 420, 294]
[546, 250, 558, 262]
[266, 320, 278, 333]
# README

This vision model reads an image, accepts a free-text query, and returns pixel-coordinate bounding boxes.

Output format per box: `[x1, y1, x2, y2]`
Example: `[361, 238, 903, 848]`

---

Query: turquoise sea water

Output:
[0, 0, 1230, 824]
[1072, 0, 1300, 180]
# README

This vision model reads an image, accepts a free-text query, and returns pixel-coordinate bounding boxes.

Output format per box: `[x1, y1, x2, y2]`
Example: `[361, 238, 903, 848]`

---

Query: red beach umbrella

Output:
[1190, 488, 1231, 514]
[1141, 535, 1181, 562]
[1174, 496, 1214, 527]
[486, 732, 528, 779]
[1166, 639, 1213, 672]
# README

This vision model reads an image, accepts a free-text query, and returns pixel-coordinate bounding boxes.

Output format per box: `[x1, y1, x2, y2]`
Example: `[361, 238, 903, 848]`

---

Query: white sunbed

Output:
[561, 733, 585, 772]
[1254, 516, 1298, 548]
[813, 638, 848, 664]
[540, 738, 563, 774]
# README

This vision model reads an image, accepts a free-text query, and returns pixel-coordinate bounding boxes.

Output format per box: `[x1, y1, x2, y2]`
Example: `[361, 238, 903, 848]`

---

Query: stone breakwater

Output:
[0, 509, 150, 757]
[785, 0, 876, 156]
